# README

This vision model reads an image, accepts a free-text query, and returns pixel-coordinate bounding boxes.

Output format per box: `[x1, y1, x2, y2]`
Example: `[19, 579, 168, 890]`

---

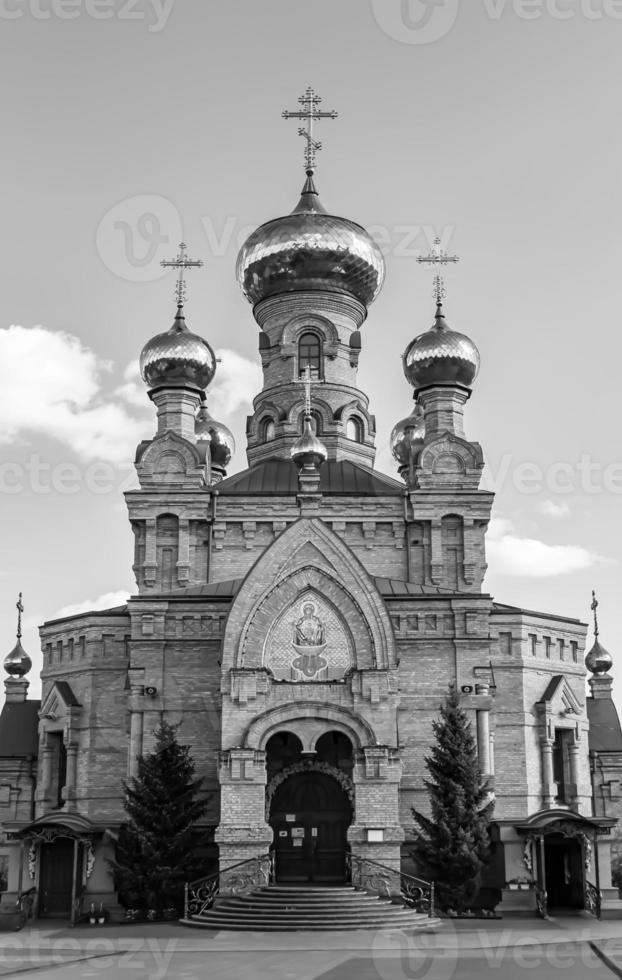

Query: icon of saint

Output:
[294, 602, 325, 647]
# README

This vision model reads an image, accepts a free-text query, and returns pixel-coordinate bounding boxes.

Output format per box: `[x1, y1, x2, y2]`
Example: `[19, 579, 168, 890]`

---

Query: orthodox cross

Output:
[282, 87, 338, 173]
[299, 364, 323, 420]
[161, 242, 204, 306]
[417, 236, 459, 306]
[16, 592, 23, 640]
[591, 590, 599, 638]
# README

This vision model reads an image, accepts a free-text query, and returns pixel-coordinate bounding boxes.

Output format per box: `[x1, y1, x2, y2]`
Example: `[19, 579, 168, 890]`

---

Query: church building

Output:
[0, 90, 621, 924]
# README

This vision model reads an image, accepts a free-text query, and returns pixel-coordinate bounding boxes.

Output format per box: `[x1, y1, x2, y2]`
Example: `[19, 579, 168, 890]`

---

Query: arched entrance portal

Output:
[543, 834, 584, 910]
[266, 731, 354, 884]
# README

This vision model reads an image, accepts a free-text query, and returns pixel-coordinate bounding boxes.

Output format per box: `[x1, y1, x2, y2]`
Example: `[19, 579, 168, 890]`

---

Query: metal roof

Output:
[217, 459, 404, 496]
[0, 701, 40, 758]
[587, 697, 622, 753]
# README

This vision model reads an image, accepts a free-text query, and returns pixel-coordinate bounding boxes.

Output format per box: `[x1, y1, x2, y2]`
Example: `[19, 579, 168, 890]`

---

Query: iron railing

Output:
[585, 880, 602, 919]
[184, 852, 274, 919]
[346, 854, 435, 917]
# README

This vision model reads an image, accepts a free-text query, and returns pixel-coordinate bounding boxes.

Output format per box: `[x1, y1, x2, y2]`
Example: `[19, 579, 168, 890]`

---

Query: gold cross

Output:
[160, 242, 204, 306]
[16, 592, 23, 640]
[282, 87, 338, 173]
[417, 237, 459, 305]
[591, 590, 599, 638]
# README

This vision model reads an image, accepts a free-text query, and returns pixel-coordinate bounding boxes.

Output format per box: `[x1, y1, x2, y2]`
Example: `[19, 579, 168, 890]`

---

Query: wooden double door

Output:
[270, 771, 352, 883]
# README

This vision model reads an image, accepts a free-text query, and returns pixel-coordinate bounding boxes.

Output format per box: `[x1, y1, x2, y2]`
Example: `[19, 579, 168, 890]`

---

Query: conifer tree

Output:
[110, 722, 209, 916]
[412, 685, 494, 912]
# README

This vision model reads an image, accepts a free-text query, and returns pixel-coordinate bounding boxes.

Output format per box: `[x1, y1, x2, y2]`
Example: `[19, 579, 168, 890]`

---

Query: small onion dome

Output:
[390, 405, 425, 467]
[236, 172, 385, 308]
[140, 305, 216, 391]
[585, 638, 613, 675]
[291, 416, 327, 468]
[4, 639, 31, 678]
[195, 404, 235, 471]
[403, 303, 480, 392]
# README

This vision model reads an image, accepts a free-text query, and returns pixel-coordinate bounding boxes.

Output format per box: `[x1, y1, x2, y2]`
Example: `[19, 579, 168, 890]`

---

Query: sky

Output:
[0, 0, 621, 715]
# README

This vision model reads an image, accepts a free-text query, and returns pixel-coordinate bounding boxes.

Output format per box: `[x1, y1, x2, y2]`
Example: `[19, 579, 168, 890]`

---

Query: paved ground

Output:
[0, 916, 619, 979]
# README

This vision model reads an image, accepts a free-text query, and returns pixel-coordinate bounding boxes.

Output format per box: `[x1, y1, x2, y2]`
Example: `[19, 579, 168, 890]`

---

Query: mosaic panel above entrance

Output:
[264, 592, 353, 682]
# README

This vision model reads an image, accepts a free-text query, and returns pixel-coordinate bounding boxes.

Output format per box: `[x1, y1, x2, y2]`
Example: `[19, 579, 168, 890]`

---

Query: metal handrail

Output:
[346, 853, 435, 917]
[585, 879, 602, 920]
[184, 852, 274, 919]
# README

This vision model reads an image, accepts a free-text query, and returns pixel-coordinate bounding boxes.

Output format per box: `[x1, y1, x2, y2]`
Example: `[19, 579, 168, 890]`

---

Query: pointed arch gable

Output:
[221, 518, 397, 673]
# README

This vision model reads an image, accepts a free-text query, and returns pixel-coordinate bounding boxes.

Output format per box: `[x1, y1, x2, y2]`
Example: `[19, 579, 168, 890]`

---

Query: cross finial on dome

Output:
[161, 242, 204, 307]
[417, 236, 460, 308]
[591, 590, 600, 638]
[15, 592, 23, 641]
[282, 87, 338, 173]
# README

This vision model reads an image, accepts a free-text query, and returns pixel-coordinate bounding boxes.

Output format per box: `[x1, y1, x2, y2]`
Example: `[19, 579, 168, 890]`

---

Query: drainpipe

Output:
[403, 491, 411, 582]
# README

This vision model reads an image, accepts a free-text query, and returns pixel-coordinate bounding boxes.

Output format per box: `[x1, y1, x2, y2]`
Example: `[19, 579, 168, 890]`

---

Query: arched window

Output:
[298, 331, 322, 379]
[261, 418, 275, 441]
[346, 417, 363, 442]
[300, 411, 322, 435]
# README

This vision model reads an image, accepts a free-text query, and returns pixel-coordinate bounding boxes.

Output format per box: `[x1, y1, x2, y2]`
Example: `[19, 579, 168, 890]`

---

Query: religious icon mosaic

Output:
[264, 592, 352, 682]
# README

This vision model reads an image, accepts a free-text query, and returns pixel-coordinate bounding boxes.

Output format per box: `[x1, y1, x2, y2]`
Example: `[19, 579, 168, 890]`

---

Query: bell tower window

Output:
[346, 417, 363, 442]
[262, 419, 275, 442]
[298, 332, 322, 379]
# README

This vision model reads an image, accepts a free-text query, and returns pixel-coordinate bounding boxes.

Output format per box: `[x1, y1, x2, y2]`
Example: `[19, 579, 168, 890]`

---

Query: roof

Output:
[587, 697, 622, 752]
[130, 580, 243, 600]
[0, 700, 40, 758]
[492, 602, 584, 627]
[43, 605, 128, 627]
[374, 577, 478, 598]
[217, 459, 404, 496]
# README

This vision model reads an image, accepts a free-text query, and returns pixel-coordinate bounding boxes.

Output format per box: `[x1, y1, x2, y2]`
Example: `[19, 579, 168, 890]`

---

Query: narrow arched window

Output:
[346, 417, 363, 442]
[261, 418, 275, 441]
[298, 331, 322, 379]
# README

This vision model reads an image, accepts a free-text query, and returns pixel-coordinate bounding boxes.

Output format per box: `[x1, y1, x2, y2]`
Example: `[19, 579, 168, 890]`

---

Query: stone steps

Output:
[182, 884, 440, 932]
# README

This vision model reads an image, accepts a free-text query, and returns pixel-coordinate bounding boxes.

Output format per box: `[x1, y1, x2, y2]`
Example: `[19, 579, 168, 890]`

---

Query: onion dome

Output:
[390, 404, 425, 467]
[585, 638, 613, 676]
[140, 305, 216, 391]
[4, 639, 31, 678]
[195, 403, 235, 471]
[4, 593, 31, 678]
[291, 415, 327, 468]
[236, 172, 385, 308]
[403, 303, 480, 392]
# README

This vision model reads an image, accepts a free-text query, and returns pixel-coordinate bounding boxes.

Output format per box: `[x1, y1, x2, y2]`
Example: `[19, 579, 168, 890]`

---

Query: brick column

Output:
[430, 520, 443, 584]
[177, 519, 190, 584]
[476, 707, 491, 776]
[63, 742, 78, 810]
[541, 739, 556, 807]
[568, 740, 580, 812]
[143, 519, 157, 587]
[215, 749, 272, 868]
[348, 747, 404, 871]
[127, 669, 145, 778]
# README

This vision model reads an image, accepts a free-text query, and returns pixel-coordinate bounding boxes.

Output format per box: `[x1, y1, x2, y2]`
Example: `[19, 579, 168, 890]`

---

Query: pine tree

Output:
[412, 685, 494, 912]
[110, 722, 210, 916]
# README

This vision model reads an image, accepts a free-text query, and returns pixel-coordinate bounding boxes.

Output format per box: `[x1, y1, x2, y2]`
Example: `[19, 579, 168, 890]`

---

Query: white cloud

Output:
[0, 327, 262, 465]
[0, 325, 151, 463]
[487, 516, 608, 578]
[50, 590, 131, 621]
[537, 500, 571, 519]
[209, 349, 263, 418]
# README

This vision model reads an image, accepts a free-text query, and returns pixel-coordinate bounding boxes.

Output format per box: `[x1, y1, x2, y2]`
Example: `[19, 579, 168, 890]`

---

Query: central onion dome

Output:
[195, 403, 235, 471]
[140, 305, 216, 391]
[236, 172, 385, 307]
[4, 638, 31, 678]
[403, 303, 480, 392]
[390, 404, 425, 468]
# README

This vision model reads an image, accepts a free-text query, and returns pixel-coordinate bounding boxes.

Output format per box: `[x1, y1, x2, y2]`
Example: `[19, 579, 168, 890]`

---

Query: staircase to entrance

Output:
[182, 854, 440, 932]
